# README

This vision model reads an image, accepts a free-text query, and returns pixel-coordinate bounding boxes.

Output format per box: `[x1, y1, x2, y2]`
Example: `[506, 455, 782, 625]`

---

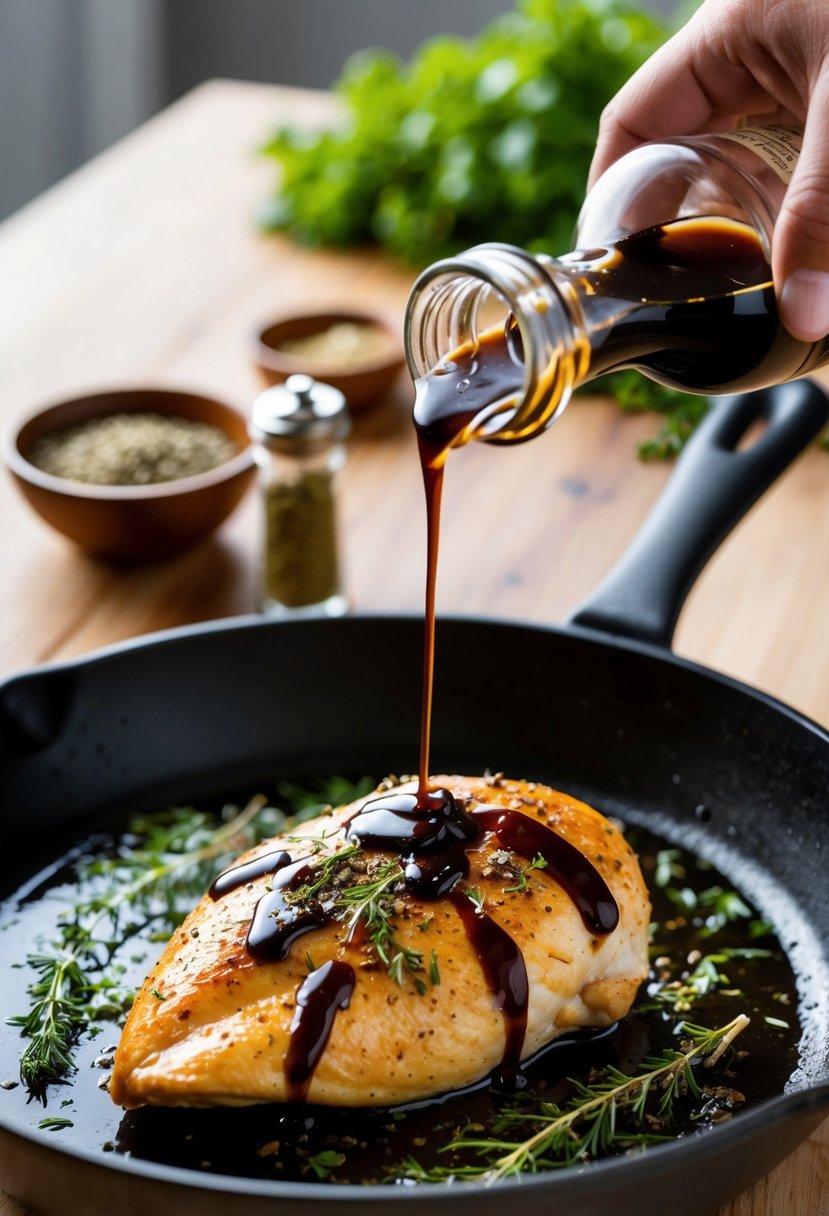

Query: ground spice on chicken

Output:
[28, 413, 236, 486]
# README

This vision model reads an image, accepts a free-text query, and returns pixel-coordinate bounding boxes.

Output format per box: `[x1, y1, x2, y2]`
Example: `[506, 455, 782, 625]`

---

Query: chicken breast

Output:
[110, 775, 650, 1110]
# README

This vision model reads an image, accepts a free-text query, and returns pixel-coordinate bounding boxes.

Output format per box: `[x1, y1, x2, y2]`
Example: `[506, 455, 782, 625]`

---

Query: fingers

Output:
[588, 0, 829, 341]
[588, 0, 791, 188]
[587, 4, 758, 188]
[588, 26, 713, 187]
[774, 70, 829, 340]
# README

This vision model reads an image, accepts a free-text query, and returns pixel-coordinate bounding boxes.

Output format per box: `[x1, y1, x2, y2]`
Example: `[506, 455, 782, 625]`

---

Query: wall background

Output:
[0, 0, 677, 223]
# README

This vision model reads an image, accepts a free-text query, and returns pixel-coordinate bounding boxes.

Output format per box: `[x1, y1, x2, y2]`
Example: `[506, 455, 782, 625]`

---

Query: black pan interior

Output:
[1, 614, 828, 1216]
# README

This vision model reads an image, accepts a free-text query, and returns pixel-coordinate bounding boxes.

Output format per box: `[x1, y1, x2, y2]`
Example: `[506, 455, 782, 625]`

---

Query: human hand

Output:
[588, 0, 829, 342]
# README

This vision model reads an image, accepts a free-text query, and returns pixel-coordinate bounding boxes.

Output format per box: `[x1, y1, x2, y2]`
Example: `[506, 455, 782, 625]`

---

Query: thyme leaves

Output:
[339, 860, 426, 987]
[288, 850, 433, 991]
[393, 1015, 750, 1184]
[644, 948, 772, 1014]
[6, 792, 290, 1099]
[503, 853, 548, 894]
[6, 776, 383, 1100]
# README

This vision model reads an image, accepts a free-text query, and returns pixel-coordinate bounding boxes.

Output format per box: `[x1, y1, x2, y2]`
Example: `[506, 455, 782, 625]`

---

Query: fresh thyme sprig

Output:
[7, 794, 277, 1098]
[394, 1015, 750, 1184]
[284, 843, 362, 902]
[10, 775, 438, 1094]
[504, 854, 548, 894]
[322, 856, 430, 990]
[280, 836, 435, 991]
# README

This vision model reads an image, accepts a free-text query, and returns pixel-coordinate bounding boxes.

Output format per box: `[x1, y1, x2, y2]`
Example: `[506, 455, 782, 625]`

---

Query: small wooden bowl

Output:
[3, 388, 256, 562]
[253, 310, 406, 410]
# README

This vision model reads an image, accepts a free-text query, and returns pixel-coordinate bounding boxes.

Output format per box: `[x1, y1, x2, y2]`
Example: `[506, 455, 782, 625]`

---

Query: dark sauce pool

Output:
[0, 794, 801, 1186]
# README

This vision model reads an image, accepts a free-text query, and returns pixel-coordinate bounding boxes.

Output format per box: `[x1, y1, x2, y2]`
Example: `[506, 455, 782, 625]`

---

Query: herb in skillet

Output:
[390, 831, 792, 1185]
[5, 777, 373, 1099]
[283, 843, 433, 990]
[393, 1015, 750, 1183]
[3, 787, 794, 1184]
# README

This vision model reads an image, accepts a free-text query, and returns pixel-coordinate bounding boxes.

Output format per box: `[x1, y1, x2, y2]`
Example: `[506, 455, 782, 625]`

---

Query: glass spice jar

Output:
[249, 374, 350, 617]
[405, 126, 829, 452]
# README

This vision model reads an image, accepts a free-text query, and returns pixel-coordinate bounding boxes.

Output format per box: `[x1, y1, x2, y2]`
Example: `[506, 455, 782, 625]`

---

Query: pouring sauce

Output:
[206, 266, 630, 1097]
[0, 224, 809, 1185]
[182, 219, 806, 1102]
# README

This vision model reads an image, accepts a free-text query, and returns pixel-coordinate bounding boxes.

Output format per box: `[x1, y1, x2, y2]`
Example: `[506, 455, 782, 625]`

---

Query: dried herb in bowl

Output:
[28, 413, 237, 486]
[276, 321, 394, 370]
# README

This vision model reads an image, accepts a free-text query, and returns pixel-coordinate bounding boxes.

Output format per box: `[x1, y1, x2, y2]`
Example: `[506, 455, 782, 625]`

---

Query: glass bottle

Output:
[249, 374, 350, 618]
[405, 126, 829, 453]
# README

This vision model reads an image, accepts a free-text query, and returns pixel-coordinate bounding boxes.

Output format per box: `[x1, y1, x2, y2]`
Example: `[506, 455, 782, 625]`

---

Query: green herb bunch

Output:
[262, 0, 668, 265]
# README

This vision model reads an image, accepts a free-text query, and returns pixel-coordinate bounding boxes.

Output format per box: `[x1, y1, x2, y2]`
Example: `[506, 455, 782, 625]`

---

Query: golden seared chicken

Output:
[110, 775, 650, 1110]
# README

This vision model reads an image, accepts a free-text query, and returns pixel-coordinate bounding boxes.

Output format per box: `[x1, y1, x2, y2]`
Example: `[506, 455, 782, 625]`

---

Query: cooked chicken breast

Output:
[110, 775, 650, 1110]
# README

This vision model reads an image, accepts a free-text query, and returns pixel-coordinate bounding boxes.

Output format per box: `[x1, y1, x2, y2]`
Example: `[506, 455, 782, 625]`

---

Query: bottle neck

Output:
[405, 243, 591, 452]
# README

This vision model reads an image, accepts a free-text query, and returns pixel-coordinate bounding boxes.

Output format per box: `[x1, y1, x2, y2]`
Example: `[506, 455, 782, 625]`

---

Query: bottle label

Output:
[717, 125, 802, 183]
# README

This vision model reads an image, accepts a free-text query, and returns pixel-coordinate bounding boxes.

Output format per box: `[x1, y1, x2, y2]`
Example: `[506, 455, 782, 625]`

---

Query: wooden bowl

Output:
[3, 388, 256, 562]
[253, 310, 406, 410]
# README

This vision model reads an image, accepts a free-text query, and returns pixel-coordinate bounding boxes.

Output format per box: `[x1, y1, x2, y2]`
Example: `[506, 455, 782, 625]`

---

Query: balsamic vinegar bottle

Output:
[405, 126, 829, 454]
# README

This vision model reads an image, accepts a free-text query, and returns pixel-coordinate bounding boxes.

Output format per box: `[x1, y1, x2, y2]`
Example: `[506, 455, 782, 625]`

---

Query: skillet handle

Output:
[568, 380, 829, 649]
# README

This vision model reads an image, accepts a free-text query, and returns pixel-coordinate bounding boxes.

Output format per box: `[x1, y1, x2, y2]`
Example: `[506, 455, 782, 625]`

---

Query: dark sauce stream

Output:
[202, 340, 623, 1095]
[202, 221, 805, 1098]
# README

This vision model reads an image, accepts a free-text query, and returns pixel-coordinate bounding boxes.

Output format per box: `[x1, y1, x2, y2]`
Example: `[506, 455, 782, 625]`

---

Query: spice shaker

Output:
[405, 125, 829, 451]
[249, 374, 350, 617]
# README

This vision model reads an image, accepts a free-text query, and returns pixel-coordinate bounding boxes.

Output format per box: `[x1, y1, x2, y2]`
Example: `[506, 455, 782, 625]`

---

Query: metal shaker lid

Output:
[249, 375, 350, 445]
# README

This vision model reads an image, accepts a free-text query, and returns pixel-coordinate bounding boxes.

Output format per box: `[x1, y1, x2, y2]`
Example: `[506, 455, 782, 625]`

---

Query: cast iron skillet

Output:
[1, 382, 828, 1216]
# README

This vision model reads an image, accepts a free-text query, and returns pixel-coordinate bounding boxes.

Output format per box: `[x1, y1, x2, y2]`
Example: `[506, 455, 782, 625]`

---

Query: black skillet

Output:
[1, 381, 828, 1216]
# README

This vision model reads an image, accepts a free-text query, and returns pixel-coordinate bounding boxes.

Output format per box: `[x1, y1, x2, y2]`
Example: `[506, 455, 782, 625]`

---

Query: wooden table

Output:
[0, 79, 827, 1216]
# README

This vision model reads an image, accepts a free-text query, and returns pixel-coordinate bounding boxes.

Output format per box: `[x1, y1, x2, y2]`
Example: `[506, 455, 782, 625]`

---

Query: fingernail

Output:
[779, 270, 829, 341]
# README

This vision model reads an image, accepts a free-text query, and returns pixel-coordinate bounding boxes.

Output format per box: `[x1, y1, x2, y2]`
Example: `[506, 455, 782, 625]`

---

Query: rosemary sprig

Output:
[394, 1015, 750, 1184]
[37, 1116, 74, 1132]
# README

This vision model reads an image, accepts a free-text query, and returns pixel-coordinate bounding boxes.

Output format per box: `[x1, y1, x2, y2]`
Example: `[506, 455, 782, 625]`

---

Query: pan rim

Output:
[2, 610, 828, 746]
[0, 1081, 827, 1202]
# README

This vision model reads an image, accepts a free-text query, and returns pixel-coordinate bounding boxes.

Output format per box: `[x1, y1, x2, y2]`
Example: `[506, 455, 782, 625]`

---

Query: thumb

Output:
[775, 83, 829, 342]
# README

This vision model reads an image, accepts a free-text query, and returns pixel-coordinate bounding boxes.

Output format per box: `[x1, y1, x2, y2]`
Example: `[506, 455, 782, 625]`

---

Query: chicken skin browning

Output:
[110, 775, 650, 1110]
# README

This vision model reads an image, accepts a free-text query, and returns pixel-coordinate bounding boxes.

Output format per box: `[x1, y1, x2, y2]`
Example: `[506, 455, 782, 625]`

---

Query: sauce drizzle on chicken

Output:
[203, 349, 623, 1097]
